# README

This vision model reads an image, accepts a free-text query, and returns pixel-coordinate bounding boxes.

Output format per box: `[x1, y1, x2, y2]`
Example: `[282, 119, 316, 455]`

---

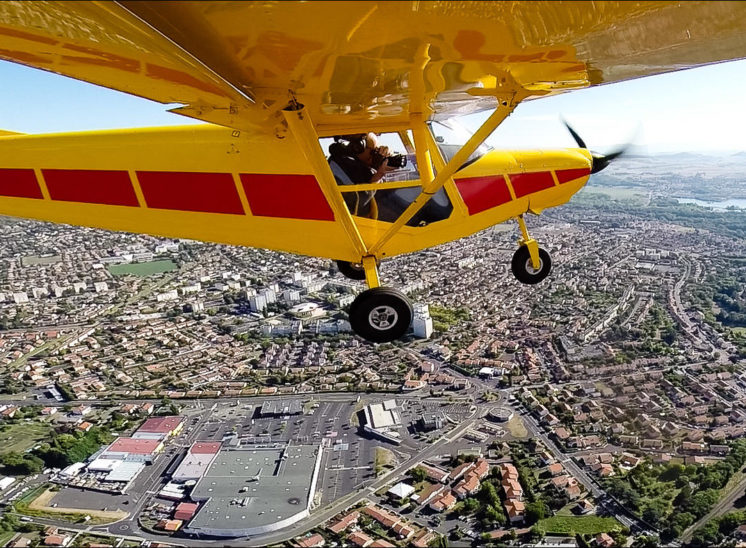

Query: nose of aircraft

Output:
[563, 121, 630, 174]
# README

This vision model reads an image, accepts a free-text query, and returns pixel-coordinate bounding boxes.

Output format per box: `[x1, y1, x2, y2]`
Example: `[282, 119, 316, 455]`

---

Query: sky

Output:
[1, 58, 746, 154]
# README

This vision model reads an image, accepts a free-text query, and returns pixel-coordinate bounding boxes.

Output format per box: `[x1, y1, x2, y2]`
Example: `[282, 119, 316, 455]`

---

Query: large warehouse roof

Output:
[260, 400, 302, 416]
[365, 400, 401, 429]
[186, 444, 321, 537]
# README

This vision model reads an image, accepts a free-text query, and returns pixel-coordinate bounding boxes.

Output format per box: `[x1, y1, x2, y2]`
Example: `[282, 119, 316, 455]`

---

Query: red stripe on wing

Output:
[0, 169, 42, 199]
[240, 174, 334, 221]
[137, 171, 244, 215]
[509, 171, 555, 198]
[43, 169, 138, 206]
[454, 175, 513, 215]
[556, 168, 591, 184]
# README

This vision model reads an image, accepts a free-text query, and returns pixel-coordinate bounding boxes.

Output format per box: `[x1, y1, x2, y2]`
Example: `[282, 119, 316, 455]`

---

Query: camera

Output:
[371, 148, 407, 169]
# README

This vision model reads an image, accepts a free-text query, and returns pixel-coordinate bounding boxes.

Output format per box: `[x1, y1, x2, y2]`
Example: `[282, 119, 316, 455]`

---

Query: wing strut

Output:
[367, 87, 530, 257]
[282, 104, 369, 261]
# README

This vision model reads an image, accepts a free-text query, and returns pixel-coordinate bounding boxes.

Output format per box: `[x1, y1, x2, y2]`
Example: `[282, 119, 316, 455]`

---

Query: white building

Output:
[249, 294, 267, 313]
[155, 243, 179, 253]
[282, 289, 301, 303]
[157, 290, 178, 302]
[181, 283, 201, 294]
[12, 292, 29, 304]
[93, 282, 109, 293]
[259, 288, 277, 304]
[413, 303, 433, 339]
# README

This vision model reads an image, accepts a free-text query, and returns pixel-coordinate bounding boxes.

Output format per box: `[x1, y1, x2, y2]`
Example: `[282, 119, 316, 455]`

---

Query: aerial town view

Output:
[0, 153, 745, 548]
[2, 3, 746, 548]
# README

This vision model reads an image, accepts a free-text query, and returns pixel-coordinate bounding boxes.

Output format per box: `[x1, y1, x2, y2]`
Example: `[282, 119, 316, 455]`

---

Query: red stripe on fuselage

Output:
[43, 169, 139, 206]
[137, 171, 244, 215]
[0, 169, 43, 199]
[556, 168, 591, 184]
[509, 171, 555, 198]
[454, 175, 512, 215]
[241, 174, 334, 221]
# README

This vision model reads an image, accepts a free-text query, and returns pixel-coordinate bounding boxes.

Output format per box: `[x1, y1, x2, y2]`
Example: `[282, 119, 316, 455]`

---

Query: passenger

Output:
[328, 133, 452, 225]
[327, 133, 394, 218]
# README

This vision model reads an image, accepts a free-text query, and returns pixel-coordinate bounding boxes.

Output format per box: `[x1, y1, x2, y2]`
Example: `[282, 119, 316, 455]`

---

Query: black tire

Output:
[511, 246, 551, 285]
[349, 287, 413, 343]
[336, 260, 366, 281]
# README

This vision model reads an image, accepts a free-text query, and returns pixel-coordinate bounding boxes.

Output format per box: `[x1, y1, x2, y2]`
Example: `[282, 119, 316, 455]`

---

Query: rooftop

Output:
[364, 401, 401, 430]
[106, 437, 162, 455]
[138, 416, 183, 434]
[186, 444, 321, 537]
[259, 399, 303, 416]
[191, 442, 222, 454]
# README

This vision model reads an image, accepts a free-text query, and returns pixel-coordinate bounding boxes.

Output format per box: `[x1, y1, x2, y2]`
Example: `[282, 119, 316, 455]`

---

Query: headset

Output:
[334, 134, 368, 155]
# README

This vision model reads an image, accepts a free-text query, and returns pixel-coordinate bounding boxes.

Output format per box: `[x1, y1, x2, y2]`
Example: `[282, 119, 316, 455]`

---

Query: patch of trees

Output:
[0, 452, 44, 475]
[32, 427, 113, 468]
[428, 305, 471, 333]
[604, 439, 746, 542]
[687, 510, 746, 547]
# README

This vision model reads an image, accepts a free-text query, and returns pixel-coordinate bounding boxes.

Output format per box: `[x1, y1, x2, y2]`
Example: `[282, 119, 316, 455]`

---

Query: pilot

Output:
[327, 133, 394, 218]
[328, 133, 453, 224]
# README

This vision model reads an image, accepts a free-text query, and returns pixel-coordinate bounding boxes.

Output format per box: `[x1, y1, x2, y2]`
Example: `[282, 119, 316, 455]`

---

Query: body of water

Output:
[676, 198, 746, 210]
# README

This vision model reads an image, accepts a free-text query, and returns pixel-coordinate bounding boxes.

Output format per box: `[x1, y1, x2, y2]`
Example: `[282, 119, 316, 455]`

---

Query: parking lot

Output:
[189, 398, 442, 506]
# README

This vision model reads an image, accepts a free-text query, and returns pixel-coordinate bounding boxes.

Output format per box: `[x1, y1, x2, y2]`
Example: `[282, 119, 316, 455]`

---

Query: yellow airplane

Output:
[0, 2, 745, 342]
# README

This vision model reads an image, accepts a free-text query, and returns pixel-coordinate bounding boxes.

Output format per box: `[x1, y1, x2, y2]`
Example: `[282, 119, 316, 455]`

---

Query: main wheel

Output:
[336, 260, 366, 281]
[511, 246, 551, 285]
[349, 287, 413, 343]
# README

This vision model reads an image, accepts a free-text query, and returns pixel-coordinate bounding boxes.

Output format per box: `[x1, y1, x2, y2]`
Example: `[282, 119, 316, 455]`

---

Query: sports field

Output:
[22, 255, 62, 266]
[107, 259, 177, 277]
[0, 422, 51, 454]
[535, 515, 623, 535]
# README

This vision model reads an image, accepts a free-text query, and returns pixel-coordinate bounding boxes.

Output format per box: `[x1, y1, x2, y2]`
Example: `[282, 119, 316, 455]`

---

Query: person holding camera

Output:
[327, 133, 397, 218]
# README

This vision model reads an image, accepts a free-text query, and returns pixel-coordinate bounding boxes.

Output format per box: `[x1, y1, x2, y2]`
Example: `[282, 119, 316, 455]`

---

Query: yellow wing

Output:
[1, 1, 745, 133]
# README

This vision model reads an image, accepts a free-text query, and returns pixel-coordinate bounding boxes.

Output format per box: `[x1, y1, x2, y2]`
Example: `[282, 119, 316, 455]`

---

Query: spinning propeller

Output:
[563, 120, 630, 174]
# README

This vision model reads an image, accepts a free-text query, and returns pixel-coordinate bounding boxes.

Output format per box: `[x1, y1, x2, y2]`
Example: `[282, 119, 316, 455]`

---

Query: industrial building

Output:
[184, 444, 322, 537]
[133, 416, 185, 439]
[172, 442, 221, 483]
[487, 407, 514, 422]
[361, 400, 402, 444]
[102, 437, 164, 463]
[417, 412, 446, 432]
[259, 399, 303, 417]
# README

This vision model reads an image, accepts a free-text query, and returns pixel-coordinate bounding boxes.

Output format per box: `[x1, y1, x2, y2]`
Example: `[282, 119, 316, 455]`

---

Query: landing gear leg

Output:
[511, 215, 552, 285]
[348, 256, 413, 343]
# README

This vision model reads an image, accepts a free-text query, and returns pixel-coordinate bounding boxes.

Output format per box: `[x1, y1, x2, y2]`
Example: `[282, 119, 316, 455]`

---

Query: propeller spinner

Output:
[563, 121, 629, 174]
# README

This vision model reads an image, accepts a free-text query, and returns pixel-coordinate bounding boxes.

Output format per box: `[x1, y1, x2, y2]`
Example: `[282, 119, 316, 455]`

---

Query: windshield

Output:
[429, 119, 493, 170]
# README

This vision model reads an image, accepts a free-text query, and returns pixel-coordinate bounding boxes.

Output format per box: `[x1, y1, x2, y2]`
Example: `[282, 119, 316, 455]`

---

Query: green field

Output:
[535, 516, 624, 535]
[577, 185, 649, 205]
[107, 259, 177, 277]
[0, 423, 52, 454]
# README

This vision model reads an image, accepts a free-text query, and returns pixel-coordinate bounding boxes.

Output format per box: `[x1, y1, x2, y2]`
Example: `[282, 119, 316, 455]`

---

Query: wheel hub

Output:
[524, 258, 543, 274]
[368, 305, 398, 330]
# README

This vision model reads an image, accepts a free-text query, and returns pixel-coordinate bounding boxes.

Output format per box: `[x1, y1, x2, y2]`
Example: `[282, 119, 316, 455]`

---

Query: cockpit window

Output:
[429, 119, 493, 170]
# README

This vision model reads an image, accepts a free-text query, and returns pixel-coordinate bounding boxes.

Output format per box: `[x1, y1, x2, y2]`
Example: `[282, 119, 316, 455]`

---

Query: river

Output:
[675, 198, 746, 210]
